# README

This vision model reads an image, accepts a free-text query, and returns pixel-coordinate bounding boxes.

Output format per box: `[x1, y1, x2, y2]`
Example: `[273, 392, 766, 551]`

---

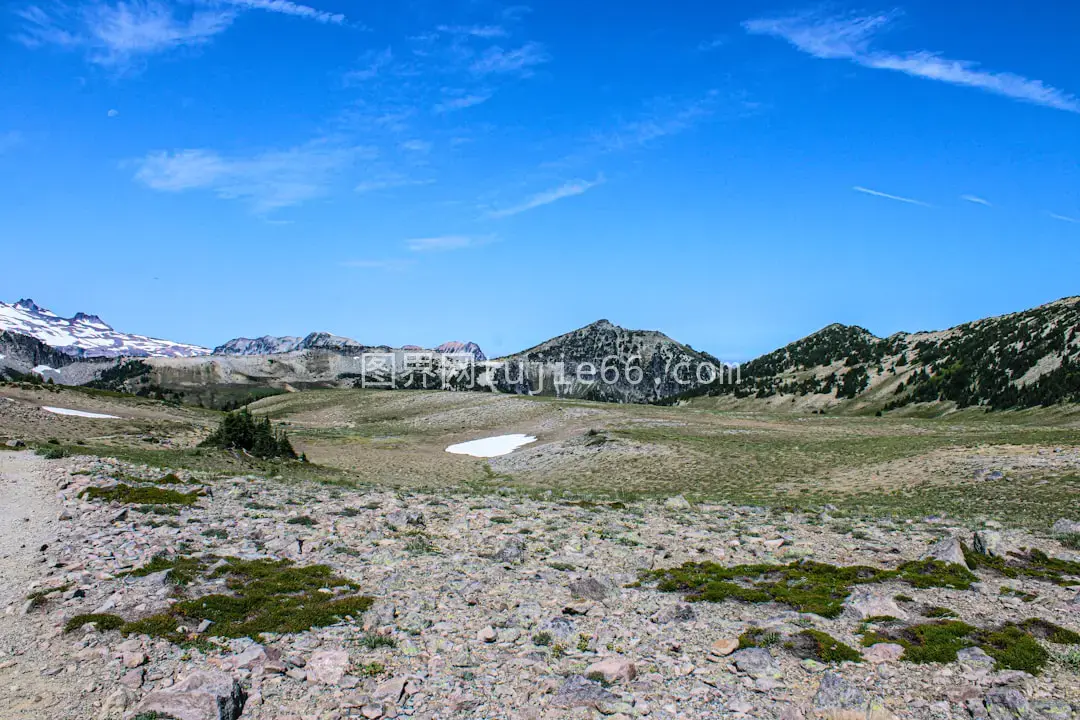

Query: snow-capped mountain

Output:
[0, 299, 209, 358]
[214, 333, 485, 359]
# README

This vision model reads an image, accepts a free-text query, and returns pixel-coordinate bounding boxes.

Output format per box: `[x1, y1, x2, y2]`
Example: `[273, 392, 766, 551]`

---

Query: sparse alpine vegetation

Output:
[200, 407, 297, 459]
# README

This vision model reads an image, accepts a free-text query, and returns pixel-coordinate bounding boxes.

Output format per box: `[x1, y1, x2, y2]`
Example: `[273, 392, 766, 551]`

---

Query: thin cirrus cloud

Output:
[133, 140, 373, 213]
[14, 0, 344, 67]
[470, 41, 548, 75]
[1049, 213, 1079, 224]
[436, 24, 507, 39]
[487, 176, 604, 219]
[434, 91, 493, 113]
[743, 11, 1080, 113]
[852, 185, 931, 207]
[405, 235, 481, 252]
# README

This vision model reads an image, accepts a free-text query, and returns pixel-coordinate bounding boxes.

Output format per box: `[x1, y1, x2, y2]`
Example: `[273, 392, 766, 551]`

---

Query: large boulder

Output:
[973, 530, 1005, 558]
[550, 674, 618, 709]
[585, 657, 636, 684]
[731, 648, 782, 679]
[305, 650, 349, 685]
[131, 671, 244, 720]
[922, 536, 969, 568]
[813, 672, 867, 720]
[569, 576, 615, 603]
[844, 588, 908, 621]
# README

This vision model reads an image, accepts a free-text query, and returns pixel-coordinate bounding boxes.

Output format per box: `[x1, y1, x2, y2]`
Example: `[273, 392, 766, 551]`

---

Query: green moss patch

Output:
[64, 613, 124, 633]
[122, 557, 371, 643]
[862, 618, 1080, 674]
[964, 545, 1080, 586]
[120, 555, 204, 586]
[784, 630, 862, 663]
[641, 559, 975, 618]
[81, 484, 200, 506]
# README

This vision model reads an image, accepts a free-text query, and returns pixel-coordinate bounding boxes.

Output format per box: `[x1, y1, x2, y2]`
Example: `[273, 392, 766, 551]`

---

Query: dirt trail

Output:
[0, 451, 58, 609]
[0, 451, 71, 719]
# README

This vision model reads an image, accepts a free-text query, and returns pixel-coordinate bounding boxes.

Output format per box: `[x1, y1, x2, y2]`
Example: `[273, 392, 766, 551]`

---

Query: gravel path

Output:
[0, 451, 57, 608]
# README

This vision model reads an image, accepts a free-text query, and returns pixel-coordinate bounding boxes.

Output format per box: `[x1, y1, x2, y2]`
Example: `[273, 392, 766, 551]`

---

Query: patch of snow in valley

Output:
[33, 365, 62, 375]
[41, 406, 120, 419]
[446, 434, 537, 458]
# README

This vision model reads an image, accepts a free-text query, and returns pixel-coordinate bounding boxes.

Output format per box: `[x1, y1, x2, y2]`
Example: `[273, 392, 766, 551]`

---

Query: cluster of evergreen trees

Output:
[200, 408, 297, 459]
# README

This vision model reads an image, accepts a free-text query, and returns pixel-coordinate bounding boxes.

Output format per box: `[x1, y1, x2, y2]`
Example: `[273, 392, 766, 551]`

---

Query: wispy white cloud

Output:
[354, 174, 432, 194]
[217, 0, 344, 24]
[961, 194, 992, 206]
[593, 91, 721, 153]
[470, 41, 548, 75]
[406, 235, 481, 252]
[434, 90, 493, 113]
[697, 35, 725, 52]
[853, 185, 931, 207]
[14, 0, 345, 68]
[744, 11, 1080, 113]
[437, 24, 506, 38]
[488, 176, 604, 218]
[1049, 212, 1079, 224]
[107, 108, 120, 117]
[344, 47, 392, 84]
[134, 140, 372, 212]
[400, 139, 432, 154]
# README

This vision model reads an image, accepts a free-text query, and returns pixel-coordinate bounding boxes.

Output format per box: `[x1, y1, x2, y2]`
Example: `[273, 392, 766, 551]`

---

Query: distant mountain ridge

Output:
[677, 296, 1080, 411]
[0, 299, 208, 358]
[214, 334, 486, 360]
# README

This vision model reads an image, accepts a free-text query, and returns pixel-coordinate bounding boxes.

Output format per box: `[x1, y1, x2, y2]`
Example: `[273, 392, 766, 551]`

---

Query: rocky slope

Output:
[0, 299, 208, 358]
[678, 296, 1080, 412]
[0, 331, 116, 384]
[1, 452, 1078, 719]
[491, 319, 725, 403]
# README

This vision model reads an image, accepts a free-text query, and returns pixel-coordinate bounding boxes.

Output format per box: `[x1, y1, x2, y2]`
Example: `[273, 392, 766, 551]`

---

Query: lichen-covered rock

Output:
[131, 671, 245, 720]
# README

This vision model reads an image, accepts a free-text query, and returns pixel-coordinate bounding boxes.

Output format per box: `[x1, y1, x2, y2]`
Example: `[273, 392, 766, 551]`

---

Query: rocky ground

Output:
[1, 450, 1079, 720]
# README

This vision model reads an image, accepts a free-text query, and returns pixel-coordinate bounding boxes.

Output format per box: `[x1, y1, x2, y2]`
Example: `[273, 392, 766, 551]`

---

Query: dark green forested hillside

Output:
[667, 296, 1080, 411]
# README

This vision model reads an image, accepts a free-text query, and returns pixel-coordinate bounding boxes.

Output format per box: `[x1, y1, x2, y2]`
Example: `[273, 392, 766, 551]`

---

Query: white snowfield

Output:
[41, 406, 120, 419]
[33, 365, 62, 375]
[0, 299, 209, 358]
[445, 434, 537, 458]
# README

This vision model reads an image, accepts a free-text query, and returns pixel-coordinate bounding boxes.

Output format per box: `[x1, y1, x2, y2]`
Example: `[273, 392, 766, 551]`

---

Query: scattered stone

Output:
[862, 643, 905, 664]
[551, 674, 618, 709]
[973, 530, 1005, 558]
[584, 656, 636, 684]
[844, 588, 908, 621]
[569, 575, 614, 602]
[1051, 519, 1080, 536]
[957, 646, 996, 671]
[923, 536, 969, 568]
[492, 536, 526, 565]
[132, 670, 245, 720]
[731, 648, 782, 679]
[305, 650, 349, 685]
[710, 637, 740, 657]
[664, 495, 691, 509]
[386, 508, 425, 528]
[813, 672, 868, 718]
[983, 687, 1029, 720]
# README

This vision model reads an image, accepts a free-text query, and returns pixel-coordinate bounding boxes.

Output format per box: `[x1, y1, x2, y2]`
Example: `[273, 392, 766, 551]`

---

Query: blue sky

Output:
[2, 0, 1078, 359]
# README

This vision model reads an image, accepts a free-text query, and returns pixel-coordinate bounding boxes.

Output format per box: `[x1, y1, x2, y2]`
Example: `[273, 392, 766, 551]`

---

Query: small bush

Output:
[358, 633, 397, 650]
[286, 516, 316, 527]
[64, 613, 124, 633]
[532, 631, 553, 646]
[36, 445, 69, 460]
[785, 629, 862, 663]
